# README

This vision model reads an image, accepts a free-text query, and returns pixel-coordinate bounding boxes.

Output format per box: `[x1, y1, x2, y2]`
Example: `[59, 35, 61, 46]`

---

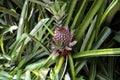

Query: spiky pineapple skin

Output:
[53, 27, 71, 46]
[52, 26, 77, 56]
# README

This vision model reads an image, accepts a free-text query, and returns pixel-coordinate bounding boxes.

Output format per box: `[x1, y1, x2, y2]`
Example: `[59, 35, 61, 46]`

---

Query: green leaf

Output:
[9, 34, 27, 60]
[11, 0, 23, 9]
[24, 18, 49, 44]
[54, 56, 64, 74]
[0, 35, 5, 53]
[39, 68, 50, 80]
[54, 2, 60, 12]
[2, 54, 11, 61]
[59, 56, 68, 80]
[0, 25, 17, 35]
[25, 70, 31, 80]
[68, 54, 75, 80]
[97, 0, 119, 32]
[65, 0, 77, 25]
[16, 0, 29, 40]
[75, 60, 87, 75]
[26, 34, 50, 53]
[0, 71, 12, 78]
[16, 70, 22, 80]
[29, 0, 49, 10]
[75, 0, 104, 40]
[43, 53, 59, 68]
[108, 57, 114, 80]
[92, 27, 111, 49]
[0, 25, 18, 54]
[96, 73, 110, 80]
[76, 76, 85, 80]
[44, 24, 53, 35]
[89, 59, 97, 80]
[25, 59, 46, 70]
[114, 32, 120, 43]
[73, 48, 120, 58]
[50, 69, 55, 80]
[54, 56, 64, 79]
[71, 0, 88, 29]
[80, 16, 97, 52]
[0, 6, 20, 19]
[65, 72, 71, 80]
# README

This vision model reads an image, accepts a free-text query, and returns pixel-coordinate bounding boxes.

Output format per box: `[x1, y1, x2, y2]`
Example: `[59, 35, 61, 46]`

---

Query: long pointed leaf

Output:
[75, 0, 104, 40]
[74, 48, 120, 58]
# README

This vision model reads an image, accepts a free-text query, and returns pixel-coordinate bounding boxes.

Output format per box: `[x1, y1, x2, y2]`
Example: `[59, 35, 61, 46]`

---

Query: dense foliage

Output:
[0, 0, 120, 80]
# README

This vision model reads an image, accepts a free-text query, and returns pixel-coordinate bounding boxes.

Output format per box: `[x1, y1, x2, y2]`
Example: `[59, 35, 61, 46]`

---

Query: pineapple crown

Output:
[45, 2, 67, 27]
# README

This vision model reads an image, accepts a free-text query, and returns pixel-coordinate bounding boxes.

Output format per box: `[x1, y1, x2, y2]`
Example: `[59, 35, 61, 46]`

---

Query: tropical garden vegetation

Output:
[0, 0, 120, 80]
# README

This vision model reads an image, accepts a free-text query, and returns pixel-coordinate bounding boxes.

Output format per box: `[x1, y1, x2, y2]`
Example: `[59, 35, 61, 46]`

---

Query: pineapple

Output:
[46, 2, 77, 55]
[53, 27, 71, 47]
[53, 26, 77, 55]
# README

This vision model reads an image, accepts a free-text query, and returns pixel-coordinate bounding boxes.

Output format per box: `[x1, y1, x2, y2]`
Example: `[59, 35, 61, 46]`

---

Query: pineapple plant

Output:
[46, 2, 77, 55]
[0, 0, 120, 80]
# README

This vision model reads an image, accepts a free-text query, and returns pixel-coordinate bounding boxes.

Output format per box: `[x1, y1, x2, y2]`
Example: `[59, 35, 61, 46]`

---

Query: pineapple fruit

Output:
[46, 2, 77, 55]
